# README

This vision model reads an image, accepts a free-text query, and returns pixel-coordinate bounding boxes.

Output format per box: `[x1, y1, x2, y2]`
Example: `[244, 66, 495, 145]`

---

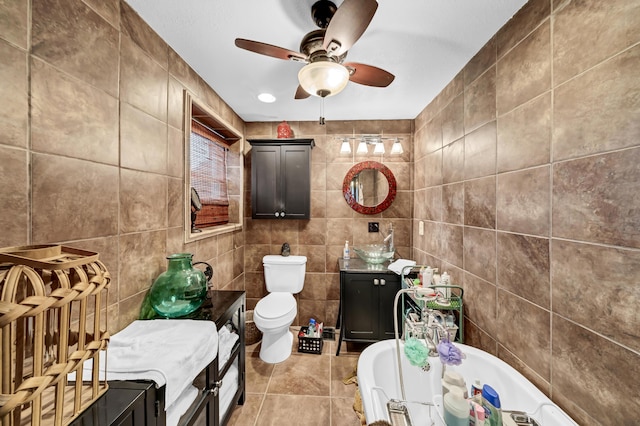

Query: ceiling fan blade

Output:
[323, 0, 378, 56]
[295, 85, 311, 99]
[344, 62, 395, 87]
[235, 38, 307, 62]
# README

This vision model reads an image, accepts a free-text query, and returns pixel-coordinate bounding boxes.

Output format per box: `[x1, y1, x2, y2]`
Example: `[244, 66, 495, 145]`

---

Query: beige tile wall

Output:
[2, 0, 638, 422]
[412, 0, 640, 423]
[0, 0, 245, 332]
[243, 120, 413, 329]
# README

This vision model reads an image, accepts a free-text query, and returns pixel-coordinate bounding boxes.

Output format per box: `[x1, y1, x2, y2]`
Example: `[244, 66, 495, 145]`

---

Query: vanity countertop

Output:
[337, 258, 394, 273]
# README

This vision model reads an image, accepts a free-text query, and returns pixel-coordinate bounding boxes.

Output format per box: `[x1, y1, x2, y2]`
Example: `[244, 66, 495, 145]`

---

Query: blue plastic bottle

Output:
[308, 318, 317, 337]
[481, 385, 502, 426]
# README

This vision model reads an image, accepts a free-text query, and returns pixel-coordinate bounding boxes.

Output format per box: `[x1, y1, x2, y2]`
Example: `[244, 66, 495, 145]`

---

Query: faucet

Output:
[382, 222, 394, 253]
[422, 309, 448, 357]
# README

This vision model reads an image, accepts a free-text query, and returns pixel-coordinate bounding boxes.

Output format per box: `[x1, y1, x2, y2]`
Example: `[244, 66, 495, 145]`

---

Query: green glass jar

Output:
[149, 253, 209, 318]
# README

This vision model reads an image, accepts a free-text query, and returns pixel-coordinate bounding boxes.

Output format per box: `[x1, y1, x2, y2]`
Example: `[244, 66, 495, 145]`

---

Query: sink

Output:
[353, 244, 395, 264]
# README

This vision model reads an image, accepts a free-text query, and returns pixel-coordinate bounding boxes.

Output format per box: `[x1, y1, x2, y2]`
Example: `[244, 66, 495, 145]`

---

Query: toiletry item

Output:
[308, 318, 317, 337]
[471, 378, 483, 397]
[441, 271, 451, 298]
[423, 266, 434, 286]
[475, 404, 486, 426]
[442, 370, 468, 399]
[443, 388, 468, 426]
[482, 384, 502, 426]
[343, 241, 350, 260]
[418, 266, 425, 286]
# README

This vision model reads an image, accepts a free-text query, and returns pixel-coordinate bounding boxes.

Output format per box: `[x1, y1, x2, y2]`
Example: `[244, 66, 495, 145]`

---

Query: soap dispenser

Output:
[343, 241, 350, 260]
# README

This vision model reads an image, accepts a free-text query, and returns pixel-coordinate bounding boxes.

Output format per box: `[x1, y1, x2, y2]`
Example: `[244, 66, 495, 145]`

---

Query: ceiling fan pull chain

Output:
[319, 97, 326, 125]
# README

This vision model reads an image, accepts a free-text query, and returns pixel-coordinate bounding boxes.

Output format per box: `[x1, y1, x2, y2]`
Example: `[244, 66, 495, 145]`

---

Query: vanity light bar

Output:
[337, 136, 403, 155]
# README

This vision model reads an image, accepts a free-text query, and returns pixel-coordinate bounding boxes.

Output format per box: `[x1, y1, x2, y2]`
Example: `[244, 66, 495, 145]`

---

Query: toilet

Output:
[253, 255, 307, 363]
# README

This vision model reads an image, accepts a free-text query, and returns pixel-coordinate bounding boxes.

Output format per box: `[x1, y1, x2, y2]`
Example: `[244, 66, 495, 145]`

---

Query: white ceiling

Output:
[125, 0, 527, 122]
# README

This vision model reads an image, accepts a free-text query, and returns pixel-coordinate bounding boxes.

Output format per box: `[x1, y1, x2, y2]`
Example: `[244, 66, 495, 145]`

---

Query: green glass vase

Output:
[149, 253, 210, 318]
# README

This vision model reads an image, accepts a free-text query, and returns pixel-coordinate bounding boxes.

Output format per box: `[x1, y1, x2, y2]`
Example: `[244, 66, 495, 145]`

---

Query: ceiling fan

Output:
[235, 0, 395, 99]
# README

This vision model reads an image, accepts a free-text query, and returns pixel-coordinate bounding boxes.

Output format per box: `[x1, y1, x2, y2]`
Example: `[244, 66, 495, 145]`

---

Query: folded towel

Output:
[167, 385, 199, 426]
[70, 319, 218, 410]
[219, 362, 239, 422]
[388, 259, 417, 275]
[218, 326, 239, 370]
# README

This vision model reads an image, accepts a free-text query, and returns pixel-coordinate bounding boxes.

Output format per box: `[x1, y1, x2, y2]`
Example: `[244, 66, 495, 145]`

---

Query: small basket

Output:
[298, 326, 323, 354]
[245, 310, 262, 345]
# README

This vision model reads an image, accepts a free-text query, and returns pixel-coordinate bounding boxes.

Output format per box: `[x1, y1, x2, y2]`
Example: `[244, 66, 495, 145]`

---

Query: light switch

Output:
[419, 221, 424, 236]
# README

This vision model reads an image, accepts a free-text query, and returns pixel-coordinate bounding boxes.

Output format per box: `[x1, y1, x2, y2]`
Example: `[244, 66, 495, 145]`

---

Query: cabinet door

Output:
[378, 274, 402, 340]
[251, 145, 281, 219]
[343, 273, 378, 340]
[280, 145, 311, 219]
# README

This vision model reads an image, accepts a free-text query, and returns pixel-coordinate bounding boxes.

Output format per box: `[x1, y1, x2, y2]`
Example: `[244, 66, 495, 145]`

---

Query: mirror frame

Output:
[184, 90, 244, 243]
[343, 161, 397, 215]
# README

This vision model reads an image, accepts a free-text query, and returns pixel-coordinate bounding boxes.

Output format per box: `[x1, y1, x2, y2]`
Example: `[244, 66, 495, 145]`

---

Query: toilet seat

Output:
[254, 293, 297, 329]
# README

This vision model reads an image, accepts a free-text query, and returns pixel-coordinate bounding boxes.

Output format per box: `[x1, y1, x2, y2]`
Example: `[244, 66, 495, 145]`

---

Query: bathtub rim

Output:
[356, 339, 577, 426]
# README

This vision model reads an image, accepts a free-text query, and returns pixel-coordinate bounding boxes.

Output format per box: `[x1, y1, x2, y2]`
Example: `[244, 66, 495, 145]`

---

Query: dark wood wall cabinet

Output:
[248, 139, 314, 219]
[336, 259, 401, 355]
[71, 291, 245, 426]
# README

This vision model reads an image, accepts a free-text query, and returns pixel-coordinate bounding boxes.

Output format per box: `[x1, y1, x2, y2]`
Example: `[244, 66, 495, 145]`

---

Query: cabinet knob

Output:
[274, 212, 280, 217]
[373, 279, 379, 286]
[380, 279, 386, 286]
[280, 211, 286, 217]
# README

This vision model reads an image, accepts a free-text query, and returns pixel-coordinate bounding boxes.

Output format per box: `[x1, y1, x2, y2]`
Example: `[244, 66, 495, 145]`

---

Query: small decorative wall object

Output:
[277, 120, 293, 138]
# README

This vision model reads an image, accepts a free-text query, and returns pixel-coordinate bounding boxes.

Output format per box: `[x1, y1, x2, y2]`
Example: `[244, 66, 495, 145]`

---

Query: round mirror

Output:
[343, 161, 397, 214]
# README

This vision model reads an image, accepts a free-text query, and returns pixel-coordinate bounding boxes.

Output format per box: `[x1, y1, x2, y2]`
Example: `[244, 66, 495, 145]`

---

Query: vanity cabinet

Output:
[337, 259, 401, 355]
[248, 139, 314, 219]
[71, 291, 245, 426]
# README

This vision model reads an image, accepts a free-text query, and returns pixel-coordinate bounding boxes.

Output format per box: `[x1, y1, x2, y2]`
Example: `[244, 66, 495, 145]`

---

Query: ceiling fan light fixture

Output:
[298, 61, 349, 98]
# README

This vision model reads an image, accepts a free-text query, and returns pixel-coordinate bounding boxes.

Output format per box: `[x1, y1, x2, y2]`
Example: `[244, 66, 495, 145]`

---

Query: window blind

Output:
[191, 120, 229, 227]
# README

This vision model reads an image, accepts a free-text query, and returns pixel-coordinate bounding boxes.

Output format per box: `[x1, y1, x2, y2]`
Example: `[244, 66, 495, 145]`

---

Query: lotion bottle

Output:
[343, 241, 350, 260]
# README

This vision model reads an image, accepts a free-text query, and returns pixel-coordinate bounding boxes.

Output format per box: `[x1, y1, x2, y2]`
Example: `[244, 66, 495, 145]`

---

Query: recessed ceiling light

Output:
[258, 93, 276, 103]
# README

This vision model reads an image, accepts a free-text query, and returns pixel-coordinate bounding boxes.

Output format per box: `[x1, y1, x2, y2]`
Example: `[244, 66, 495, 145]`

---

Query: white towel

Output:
[74, 319, 218, 409]
[217, 326, 239, 371]
[388, 259, 417, 275]
[166, 385, 199, 426]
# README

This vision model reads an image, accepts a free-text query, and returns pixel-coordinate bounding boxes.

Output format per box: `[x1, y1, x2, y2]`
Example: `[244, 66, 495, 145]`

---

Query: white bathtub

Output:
[357, 339, 577, 426]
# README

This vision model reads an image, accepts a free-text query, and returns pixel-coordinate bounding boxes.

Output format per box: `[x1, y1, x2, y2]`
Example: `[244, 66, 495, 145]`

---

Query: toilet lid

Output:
[255, 293, 295, 319]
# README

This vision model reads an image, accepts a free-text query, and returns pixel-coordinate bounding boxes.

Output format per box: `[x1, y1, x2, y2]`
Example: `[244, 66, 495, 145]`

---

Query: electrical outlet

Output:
[368, 222, 380, 233]
[419, 221, 424, 236]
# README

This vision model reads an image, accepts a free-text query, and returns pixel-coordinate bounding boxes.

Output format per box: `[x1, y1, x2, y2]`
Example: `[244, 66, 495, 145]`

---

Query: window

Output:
[191, 120, 229, 227]
[184, 90, 243, 243]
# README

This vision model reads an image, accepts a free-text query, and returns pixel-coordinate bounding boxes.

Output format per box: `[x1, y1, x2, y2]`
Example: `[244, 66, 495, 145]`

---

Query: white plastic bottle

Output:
[441, 271, 451, 298]
[343, 240, 350, 260]
[443, 388, 469, 426]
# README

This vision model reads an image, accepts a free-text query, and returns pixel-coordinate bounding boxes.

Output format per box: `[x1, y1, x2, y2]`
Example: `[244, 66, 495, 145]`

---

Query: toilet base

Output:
[259, 329, 293, 364]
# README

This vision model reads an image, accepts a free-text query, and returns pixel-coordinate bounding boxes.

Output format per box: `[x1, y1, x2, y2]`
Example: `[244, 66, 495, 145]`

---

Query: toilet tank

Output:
[263, 255, 307, 293]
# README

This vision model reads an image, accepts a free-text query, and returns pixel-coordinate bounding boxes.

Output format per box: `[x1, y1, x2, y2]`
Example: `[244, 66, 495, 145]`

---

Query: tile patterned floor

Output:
[227, 327, 371, 426]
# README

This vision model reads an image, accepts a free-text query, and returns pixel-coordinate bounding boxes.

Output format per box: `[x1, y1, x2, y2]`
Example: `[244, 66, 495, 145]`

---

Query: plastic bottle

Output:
[423, 266, 434, 286]
[308, 318, 317, 337]
[443, 388, 468, 426]
[441, 271, 451, 298]
[418, 266, 425, 286]
[343, 241, 350, 260]
[471, 378, 483, 397]
[442, 370, 468, 399]
[482, 384, 502, 426]
[475, 403, 486, 426]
